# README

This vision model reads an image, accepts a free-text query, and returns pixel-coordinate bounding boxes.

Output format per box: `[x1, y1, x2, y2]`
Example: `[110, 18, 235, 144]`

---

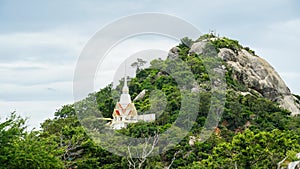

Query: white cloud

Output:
[0, 29, 84, 126]
[0, 81, 72, 101]
[0, 61, 74, 86]
[0, 29, 86, 63]
[256, 19, 300, 49]
[94, 36, 178, 90]
[0, 100, 72, 130]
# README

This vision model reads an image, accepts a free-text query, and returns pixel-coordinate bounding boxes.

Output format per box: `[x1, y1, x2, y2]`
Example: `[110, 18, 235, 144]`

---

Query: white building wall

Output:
[137, 114, 156, 122]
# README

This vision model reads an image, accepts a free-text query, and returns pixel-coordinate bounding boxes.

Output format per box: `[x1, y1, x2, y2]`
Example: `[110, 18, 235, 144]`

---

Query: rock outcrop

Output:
[189, 41, 300, 116]
[168, 47, 180, 60]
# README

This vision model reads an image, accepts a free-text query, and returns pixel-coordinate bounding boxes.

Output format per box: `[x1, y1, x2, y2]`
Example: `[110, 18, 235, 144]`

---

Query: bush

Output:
[211, 37, 242, 53]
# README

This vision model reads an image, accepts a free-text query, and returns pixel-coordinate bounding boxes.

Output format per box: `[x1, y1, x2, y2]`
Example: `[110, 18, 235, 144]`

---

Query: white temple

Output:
[109, 76, 155, 129]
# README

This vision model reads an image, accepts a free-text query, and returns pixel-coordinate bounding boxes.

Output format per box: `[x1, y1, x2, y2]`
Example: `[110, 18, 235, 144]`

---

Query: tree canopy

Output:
[1, 34, 300, 168]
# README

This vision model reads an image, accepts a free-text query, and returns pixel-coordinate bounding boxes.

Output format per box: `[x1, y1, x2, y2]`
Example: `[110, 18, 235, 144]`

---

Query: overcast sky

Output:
[1, 0, 300, 129]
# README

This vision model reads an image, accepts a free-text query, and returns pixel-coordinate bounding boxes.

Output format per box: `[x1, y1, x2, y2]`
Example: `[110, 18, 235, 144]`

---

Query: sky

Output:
[0, 0, 300, 129]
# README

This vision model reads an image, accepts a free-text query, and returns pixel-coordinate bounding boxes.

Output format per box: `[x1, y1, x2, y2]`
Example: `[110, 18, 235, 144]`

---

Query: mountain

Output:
[180, 36, 300, 116]
[2, 34, 300, 169]
[57, 34, 300, 168]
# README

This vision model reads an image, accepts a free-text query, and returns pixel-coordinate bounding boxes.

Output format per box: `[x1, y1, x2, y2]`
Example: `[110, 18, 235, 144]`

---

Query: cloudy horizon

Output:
[1, 0, 300, 129]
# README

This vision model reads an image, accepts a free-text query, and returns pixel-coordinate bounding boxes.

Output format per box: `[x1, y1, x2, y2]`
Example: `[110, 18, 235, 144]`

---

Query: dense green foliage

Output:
[1, 34, 299, 168]
[0, 113, 64, 169]
[187, 129, 300, 168]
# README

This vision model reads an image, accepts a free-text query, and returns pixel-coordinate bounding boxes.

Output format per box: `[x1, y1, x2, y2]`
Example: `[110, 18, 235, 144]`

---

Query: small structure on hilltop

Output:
[108, 76, 155, 130]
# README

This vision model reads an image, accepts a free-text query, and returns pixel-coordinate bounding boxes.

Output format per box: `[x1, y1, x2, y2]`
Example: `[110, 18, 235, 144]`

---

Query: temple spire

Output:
[124, 73, 127, 87]
[122, 75, 129, 94]
[122, 62, 129, 94]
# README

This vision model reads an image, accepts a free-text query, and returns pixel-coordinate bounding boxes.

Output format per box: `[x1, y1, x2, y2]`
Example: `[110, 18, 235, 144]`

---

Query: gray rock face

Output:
[189, 42, 300, 115]
[189, 41, 206, 55]
[168, 47, 180, 60]
[218, 48, 300, 115]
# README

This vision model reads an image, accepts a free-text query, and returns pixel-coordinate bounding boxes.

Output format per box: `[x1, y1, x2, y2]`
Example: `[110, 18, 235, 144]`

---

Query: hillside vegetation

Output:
[1, 34, 300, 169]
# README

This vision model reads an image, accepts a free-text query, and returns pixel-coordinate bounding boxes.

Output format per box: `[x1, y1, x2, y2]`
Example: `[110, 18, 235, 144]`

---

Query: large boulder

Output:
[167, 47, 180, 60]
[189, 42, 300, 116]
[218, 48, 300, 115]
[189, 41, 206, 55]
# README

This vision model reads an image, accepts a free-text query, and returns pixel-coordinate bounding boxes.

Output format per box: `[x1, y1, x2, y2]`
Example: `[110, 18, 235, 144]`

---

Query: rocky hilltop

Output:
[217, 47, 300, 116]
[169, 35, 300, 116]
